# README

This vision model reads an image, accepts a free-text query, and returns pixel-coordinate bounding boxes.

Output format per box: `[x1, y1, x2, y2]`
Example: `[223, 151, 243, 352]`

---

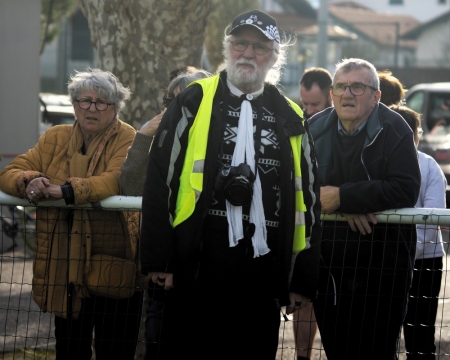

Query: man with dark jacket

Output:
[309, 58, 421, 360]
[140, 9, 321, 360]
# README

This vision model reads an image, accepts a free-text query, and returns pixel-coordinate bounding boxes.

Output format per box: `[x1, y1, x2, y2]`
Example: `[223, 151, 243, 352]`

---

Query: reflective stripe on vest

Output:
[286, 99, 307, 253]
[173, 76, 307, 253]
[173, 75, 219, 227]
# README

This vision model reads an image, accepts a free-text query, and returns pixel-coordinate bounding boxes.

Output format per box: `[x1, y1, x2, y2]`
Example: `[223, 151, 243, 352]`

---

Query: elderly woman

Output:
[0, 68, 142, 360]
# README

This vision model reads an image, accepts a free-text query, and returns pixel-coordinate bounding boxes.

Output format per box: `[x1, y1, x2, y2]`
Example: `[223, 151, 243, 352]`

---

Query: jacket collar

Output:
[310, 104, 382, 146]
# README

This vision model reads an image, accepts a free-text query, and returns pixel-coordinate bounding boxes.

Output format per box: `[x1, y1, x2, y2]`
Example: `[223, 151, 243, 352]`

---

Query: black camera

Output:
[214, 163, 255, 206]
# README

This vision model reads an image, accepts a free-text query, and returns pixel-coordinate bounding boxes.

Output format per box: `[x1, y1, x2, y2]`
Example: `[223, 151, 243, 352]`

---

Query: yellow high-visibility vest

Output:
[174, 75, 307, 253]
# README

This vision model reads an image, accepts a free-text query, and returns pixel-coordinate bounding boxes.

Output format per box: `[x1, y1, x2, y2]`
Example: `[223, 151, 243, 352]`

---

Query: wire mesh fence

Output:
[1, 193, 450, 359]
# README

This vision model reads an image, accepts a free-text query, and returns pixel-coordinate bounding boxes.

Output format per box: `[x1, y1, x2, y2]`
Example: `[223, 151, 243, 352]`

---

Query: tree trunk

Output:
[79, 0, 212, 127]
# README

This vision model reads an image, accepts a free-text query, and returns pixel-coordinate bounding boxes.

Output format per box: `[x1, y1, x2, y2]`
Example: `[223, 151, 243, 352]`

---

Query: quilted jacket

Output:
[0, 119, 142, 318]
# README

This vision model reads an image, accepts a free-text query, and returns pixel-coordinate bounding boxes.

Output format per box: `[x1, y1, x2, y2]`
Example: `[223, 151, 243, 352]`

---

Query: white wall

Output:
[260, 0, 285, 12]
[415, 20, 450, 66]
[0, 0, 41, 170]
[329, 0, 450, 22]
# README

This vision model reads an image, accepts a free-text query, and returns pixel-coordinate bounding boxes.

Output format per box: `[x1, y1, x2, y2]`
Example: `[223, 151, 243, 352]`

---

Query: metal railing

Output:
[1, 190, 450, 359]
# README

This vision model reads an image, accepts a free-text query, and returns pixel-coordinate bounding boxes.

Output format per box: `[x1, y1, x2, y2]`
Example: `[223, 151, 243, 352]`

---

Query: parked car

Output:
[39, 93, 75, 135]
[404, 82, 450, 183]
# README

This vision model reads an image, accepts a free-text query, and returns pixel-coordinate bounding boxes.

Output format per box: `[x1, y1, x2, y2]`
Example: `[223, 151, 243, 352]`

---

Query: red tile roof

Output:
[268, 12, 317, 34]
[329, 4, 420, 47]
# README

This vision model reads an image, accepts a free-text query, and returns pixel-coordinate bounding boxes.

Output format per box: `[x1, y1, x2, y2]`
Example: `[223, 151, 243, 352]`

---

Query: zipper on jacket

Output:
[360, 127, 383, 180]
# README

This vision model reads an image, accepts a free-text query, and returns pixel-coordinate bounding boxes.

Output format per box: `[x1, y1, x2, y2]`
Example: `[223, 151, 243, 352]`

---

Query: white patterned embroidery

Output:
[264, 25, 280, 43]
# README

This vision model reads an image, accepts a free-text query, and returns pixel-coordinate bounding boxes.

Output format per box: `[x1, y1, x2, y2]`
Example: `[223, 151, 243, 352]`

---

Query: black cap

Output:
[228, 9, 280, 43]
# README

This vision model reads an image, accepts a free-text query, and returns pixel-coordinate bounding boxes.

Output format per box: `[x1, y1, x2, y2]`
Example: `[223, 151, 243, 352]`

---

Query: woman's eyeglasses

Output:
[162, 95, 173, 108]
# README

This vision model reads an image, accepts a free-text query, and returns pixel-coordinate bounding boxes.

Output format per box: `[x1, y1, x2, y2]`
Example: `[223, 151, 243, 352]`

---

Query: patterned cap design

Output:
[228, 9, 280, 44]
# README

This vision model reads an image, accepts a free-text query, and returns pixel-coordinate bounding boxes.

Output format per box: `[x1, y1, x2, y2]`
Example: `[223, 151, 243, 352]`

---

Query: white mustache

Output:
[234, 59, 257, 69]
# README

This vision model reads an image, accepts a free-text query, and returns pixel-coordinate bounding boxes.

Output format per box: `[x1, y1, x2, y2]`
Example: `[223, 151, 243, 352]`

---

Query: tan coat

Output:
[0, 119, 143, 319]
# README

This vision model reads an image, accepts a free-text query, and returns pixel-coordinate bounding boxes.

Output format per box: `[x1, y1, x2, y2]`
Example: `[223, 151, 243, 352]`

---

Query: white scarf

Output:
[226, 79, 270, 258]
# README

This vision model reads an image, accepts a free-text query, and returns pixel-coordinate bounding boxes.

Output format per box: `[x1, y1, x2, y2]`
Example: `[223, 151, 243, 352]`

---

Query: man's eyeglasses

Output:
[75, 98, 115, 111]
[230, 39, 274, 56]
[331, 83, 378, 96]
[418, 128, 424, 136]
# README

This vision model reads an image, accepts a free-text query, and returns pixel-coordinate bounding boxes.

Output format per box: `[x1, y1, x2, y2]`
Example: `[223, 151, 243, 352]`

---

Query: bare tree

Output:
[79, 0, 212, 127]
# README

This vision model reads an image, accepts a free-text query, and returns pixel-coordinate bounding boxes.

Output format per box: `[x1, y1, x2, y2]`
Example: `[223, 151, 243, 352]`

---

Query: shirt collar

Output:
[338, 118, 368, 136]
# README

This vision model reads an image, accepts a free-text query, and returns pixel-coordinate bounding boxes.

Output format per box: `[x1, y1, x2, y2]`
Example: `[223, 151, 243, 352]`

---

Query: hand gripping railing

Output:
[0, 190, 142, 211]
[1, 190, 450, 226]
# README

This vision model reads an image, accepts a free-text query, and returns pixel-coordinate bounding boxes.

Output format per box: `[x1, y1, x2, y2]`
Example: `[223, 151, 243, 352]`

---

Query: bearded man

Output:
[140, 9, 321, 360]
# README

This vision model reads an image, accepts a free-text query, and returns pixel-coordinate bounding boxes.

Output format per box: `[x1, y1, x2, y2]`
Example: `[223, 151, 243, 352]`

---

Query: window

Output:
[405, 91, 424, 114]
[71, 10, 94, 61]
[389, 0, 403, 4]
[428, 93, 450, 131]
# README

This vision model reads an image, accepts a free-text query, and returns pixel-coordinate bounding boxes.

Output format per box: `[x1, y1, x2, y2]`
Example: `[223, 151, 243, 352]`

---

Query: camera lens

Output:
[223, 176, 253, 206]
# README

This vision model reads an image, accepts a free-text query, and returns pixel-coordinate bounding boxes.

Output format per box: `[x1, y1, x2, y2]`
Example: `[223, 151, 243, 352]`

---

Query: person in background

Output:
[391, 105, 446, 360]
[119, 68, 211, 360]
[0, 68, 143, 360]
[309, 58, 421, 360]
[299, 67, 332, 120]
[294, 66, 332, 360]
[139, 9, 321, 359]
[120, 69, 211, 196]
[378, 69, 406, 106]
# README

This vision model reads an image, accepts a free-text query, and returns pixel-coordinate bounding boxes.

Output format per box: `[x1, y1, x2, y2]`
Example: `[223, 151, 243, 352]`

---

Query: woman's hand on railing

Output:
[26, 178, 63, 204]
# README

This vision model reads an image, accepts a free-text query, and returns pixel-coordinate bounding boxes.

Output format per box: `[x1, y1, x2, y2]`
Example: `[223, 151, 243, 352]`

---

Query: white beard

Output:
[227, 59, 266, 92]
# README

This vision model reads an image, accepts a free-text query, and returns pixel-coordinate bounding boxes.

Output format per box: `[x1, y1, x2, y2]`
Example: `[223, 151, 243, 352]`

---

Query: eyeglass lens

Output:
[231, 40, 271, 55]
[332, 83, 369, 96]
[77, 99, 110, 111]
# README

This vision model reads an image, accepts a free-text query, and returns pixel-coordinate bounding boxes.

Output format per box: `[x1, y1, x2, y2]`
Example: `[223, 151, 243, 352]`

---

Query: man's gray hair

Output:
[217, 32, 291, 86]
[68, 68, 131, 114]
[333, 58, 380, 89]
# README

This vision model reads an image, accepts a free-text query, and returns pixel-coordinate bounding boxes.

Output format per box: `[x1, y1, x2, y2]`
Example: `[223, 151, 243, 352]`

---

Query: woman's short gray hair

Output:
[68, 68, 131, 114]
[167, 69, 212, 97]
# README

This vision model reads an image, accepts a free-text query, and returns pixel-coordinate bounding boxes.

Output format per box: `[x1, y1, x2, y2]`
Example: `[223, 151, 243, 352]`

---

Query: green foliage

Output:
[204, 0, 259, 72]
[40, 0, 78, 54]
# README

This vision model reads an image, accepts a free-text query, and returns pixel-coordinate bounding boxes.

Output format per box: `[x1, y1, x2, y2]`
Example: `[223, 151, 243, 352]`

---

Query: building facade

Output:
[329, 0, 450, 23]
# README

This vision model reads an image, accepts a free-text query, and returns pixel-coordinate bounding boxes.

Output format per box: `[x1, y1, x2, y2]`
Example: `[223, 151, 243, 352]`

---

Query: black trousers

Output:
[403, 257, 443, 360]
[54, 291, 143, 360]
[151, 231, 282, 360]
[314, 268, 411, 360]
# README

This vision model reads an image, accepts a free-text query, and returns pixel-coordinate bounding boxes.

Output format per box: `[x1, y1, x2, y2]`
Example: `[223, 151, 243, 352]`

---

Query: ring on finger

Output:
[30, 190, 35, 195]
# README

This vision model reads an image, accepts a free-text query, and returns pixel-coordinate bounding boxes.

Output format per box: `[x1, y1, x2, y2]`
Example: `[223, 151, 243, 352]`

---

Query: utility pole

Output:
[394, 22, 400, 69]
[317, 0, 329, 69]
